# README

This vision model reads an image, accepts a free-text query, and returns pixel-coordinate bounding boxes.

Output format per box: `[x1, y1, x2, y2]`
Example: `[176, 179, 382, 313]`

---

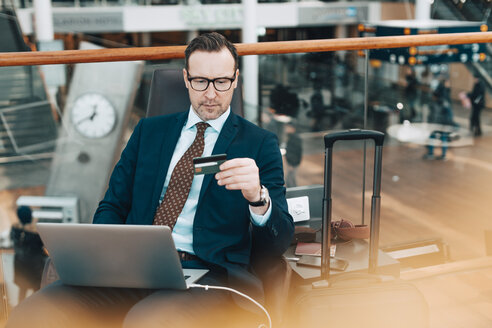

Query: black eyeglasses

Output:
[186, 72, 236, 92]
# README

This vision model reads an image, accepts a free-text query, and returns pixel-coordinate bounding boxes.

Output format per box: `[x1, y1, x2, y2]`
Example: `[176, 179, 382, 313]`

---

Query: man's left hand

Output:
[215, 158, 263, 204]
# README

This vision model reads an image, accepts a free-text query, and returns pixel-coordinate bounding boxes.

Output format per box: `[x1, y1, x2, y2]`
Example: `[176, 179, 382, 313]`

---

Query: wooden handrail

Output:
[0, 32, 491, 67]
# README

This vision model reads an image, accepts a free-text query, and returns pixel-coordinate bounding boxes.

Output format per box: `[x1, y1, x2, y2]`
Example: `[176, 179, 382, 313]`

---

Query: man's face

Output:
[183, 48, 238, 121]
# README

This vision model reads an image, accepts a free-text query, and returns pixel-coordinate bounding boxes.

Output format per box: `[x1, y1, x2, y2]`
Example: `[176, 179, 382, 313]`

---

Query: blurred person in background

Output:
[284, 122, 302, 187]
[403, 67, 418, 122]
[468, 74, 485, 136]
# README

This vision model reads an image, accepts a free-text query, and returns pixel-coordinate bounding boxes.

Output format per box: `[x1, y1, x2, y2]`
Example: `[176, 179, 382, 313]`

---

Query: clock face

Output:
[71, 93, 117, 138]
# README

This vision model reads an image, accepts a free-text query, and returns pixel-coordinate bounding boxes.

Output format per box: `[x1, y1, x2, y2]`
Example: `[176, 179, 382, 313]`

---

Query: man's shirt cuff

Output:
[249, 199, 272, 226]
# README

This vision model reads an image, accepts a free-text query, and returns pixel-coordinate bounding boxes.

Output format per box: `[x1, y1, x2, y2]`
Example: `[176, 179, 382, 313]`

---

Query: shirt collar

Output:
[185, 106, 231, 133]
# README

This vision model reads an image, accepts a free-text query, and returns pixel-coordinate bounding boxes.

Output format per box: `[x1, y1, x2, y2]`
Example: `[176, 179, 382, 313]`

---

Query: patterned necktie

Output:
[153, 122, 209, 229]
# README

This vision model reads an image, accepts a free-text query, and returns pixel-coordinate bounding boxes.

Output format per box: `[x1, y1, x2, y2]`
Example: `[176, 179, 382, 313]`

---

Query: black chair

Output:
[146, 68, 291, 326]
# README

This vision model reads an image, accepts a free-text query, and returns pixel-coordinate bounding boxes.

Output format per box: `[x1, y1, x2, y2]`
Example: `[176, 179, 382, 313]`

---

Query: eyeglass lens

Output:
[190, 78, 233, 91]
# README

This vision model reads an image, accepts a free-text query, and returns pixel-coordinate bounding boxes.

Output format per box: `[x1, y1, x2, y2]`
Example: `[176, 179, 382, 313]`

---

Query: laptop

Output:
[36, 223, 209, 290]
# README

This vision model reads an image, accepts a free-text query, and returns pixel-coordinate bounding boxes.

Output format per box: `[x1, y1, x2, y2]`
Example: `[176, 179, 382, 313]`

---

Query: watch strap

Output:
[249, 199, 267, 207]
[248, 185, 268, 207]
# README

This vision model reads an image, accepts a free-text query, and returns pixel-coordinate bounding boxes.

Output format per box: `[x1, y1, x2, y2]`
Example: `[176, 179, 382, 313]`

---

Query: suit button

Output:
[272, 227, 278, 236]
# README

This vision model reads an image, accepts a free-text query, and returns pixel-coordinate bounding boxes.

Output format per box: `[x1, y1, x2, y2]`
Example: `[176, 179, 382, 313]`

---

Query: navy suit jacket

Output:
[93, 110, 294, 305]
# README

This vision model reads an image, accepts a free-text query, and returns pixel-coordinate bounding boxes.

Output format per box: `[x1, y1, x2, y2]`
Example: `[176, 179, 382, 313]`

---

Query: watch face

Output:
[71, 93, 117, 138]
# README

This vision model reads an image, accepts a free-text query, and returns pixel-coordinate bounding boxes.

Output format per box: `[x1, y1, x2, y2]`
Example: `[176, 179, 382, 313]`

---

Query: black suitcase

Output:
[289, 129, 429, 328]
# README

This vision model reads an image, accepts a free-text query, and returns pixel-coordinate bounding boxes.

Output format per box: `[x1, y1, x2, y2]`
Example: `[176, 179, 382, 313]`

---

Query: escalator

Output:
[433, 0, 492, 92]
[0, 7, 58, 162]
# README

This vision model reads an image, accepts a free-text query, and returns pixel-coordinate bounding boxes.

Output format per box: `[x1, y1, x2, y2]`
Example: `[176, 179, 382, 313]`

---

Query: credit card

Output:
[193, 154, 227, 175]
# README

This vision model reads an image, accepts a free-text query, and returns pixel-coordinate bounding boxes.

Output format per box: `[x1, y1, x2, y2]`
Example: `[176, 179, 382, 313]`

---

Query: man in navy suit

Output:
[7, 33, 293, 328]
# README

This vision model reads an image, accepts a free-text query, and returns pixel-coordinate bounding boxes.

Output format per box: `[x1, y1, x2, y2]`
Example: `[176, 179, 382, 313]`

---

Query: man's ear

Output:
[233, 69, 239, 89]
[183, 68, 189, 89]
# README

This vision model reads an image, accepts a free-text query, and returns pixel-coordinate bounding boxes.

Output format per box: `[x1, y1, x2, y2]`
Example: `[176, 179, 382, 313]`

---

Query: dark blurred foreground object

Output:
[10, 206, 47, 301]
[10, 206, 43, 253]
[16, 206, 33, 226]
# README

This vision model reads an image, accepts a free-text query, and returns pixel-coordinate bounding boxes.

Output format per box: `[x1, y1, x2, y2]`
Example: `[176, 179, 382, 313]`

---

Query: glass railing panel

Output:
[367, 43, 492, 266]
[0, 57, 161, 311]
[0, 65, 54, 311]
[0, 49, 361, 312]
[258, 50, 370, 189]
[0, 65, 57, 161]
[0, 36, 490, 319]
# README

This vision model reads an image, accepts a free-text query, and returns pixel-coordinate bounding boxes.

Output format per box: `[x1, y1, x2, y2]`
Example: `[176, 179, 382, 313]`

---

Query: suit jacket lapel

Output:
[151, 112, 187, 213]
[199, 113, 239, 201]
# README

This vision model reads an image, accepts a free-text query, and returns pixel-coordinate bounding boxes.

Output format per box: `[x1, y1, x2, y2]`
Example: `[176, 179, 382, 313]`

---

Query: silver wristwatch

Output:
[248, 185, 269, 207]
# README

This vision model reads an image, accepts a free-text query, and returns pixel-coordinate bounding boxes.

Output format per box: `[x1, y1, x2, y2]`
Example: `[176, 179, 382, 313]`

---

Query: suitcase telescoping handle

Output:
[321, 129, 385, 280]
[324, 129, 385, 148]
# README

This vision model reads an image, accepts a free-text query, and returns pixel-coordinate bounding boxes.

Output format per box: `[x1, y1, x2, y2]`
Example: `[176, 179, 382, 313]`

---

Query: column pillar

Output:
[242, 0, 259, 123]
[33, 0, 54, 42]
[415, 0, 432, 21]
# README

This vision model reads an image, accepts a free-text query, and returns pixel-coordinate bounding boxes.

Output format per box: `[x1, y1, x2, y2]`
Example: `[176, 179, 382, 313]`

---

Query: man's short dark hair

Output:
[185, 32, 238, 72]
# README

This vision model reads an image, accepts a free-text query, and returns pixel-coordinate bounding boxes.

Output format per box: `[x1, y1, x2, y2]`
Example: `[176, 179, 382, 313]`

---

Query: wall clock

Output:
[70, 93, 117, 138]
